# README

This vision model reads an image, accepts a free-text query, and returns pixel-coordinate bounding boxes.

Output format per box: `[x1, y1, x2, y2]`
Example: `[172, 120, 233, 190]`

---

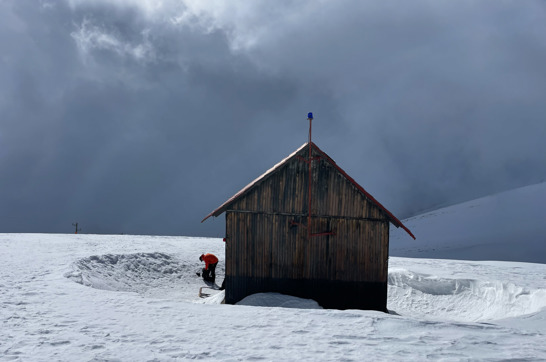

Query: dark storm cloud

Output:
[1, 1, 545, 236]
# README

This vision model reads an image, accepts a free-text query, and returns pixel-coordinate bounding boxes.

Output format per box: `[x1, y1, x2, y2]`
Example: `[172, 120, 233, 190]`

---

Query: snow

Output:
[238, 293, 322, 309]
[390, 182, 546, 263]
[388, 260, 546, 323]
[2, 183, 546, 360]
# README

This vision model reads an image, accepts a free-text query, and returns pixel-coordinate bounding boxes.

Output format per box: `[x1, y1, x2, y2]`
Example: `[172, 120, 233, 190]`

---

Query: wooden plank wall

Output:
[226, 212, 389, 283]
[225, 144, 391, 304]
[230, 146, 386, 220]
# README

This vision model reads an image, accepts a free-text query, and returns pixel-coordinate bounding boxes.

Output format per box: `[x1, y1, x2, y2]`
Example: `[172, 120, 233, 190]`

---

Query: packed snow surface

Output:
[2, 233, 546, 361]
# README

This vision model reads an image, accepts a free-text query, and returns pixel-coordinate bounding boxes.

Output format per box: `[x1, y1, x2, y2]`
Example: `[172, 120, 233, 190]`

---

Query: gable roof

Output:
[202, 142, 415, 239]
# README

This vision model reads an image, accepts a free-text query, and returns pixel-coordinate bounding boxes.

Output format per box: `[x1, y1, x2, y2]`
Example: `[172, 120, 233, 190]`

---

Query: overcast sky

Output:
[1, 0, 545, 237]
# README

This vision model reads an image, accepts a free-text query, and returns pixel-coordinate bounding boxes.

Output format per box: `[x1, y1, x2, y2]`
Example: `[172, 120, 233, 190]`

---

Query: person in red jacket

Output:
[199, 253, 218, 283]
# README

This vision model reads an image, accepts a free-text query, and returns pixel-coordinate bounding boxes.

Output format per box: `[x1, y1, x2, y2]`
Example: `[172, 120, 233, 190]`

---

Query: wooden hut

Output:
[202, 142, 415, 311]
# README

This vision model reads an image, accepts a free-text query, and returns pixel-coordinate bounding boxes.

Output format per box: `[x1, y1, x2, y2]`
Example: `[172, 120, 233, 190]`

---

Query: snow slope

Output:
[390, 182, 546, 263]
[2, 232, 546, 361]
[2, 183, 546, 360]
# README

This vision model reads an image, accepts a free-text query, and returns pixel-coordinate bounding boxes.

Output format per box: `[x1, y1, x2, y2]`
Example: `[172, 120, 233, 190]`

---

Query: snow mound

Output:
[65, 252, 193, 296]
[196, 290, 226, 305]
[388, 268, 546, 322]
[237, 293, 323, 309]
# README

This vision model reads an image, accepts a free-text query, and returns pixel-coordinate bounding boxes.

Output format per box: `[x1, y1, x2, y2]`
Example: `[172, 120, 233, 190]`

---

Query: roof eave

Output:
[310, 143, 415, 239]
[201, 143, 308, 223]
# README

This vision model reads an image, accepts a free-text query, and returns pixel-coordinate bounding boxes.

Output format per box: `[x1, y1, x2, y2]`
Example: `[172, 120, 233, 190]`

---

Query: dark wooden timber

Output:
[203, 142, 413, 311]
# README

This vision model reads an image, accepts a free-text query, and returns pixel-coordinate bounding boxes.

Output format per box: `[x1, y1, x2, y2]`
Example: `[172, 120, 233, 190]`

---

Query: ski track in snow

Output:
[1, 233, 546, 361]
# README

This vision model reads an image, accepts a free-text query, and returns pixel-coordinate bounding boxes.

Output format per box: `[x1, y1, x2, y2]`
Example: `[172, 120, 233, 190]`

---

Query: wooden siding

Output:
[230, 146, 387, 220]
[226, 212, 389, 283]
[223, 144, 391, 310]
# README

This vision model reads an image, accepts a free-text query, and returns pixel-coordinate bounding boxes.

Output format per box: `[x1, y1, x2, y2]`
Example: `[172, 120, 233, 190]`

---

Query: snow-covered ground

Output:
[390, 182, 546, 263]
[2, 183, 546, 360]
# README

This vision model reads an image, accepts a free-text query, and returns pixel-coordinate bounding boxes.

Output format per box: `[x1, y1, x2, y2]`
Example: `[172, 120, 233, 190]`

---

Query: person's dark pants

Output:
[202, 262, 217, 282]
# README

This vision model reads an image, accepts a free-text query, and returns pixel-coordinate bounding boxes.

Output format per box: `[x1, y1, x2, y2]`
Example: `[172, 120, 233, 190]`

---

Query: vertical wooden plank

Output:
[223, 144, 395, 308]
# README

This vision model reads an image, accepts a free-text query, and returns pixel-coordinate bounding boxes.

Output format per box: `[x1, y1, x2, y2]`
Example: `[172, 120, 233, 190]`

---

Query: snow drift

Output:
[63, 251, 546, 323]
[64, 252, 191, 295]
[388, 268, 546, 322]
[237, 293, 322, 309]
[63, 250, 222, 301]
